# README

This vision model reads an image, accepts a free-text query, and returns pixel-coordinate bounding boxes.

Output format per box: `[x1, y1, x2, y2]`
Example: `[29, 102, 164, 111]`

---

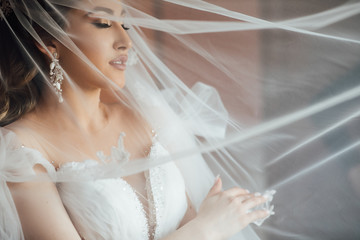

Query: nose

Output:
[113, 24, 132, 51]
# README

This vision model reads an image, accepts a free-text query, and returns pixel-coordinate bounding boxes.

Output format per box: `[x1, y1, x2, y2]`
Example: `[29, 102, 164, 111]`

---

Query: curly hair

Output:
[0, 0, 69, 126]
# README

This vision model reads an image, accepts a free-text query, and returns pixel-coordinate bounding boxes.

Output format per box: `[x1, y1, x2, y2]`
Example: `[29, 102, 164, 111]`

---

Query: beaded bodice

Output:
[55, 141, 188, 240]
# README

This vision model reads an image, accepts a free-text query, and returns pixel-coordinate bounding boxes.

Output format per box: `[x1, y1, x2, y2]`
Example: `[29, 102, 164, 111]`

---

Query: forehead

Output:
[74, 0, 124, 15]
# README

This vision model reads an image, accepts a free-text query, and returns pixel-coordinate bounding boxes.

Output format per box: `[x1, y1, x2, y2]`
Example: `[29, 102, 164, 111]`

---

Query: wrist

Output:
[188, 217, 216, 240]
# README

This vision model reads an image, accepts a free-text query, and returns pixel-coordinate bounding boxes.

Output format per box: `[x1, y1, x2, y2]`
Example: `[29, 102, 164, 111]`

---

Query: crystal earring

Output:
[49, 52, 64, 103]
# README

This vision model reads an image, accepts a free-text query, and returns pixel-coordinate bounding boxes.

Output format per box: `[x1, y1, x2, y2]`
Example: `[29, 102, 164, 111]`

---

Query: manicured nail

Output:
[269, 210, 275, 216]
[214, 174, 220, 183]
[269, 205, 274, 211]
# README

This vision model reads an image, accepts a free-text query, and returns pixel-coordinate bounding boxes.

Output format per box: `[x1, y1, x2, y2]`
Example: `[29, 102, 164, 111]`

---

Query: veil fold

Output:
[1, 0, 360, 239]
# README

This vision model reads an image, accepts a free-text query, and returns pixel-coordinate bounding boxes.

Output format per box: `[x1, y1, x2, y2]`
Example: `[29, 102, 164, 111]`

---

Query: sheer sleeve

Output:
[0, 128, 56, 240]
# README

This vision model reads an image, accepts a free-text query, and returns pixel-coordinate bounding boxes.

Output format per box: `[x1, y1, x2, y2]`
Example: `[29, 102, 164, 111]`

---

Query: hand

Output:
[195, 177, 269, 240]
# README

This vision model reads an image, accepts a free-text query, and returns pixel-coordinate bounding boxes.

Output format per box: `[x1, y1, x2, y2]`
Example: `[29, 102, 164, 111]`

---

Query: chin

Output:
[100, 86, 125, 104]
[105, 77, 126, 90]
[114, 78, 126, 89]
[110, 73, 126, 88]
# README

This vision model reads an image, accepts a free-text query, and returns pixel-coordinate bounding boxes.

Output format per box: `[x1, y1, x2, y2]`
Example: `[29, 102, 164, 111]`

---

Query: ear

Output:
[35, 38, 61, 60]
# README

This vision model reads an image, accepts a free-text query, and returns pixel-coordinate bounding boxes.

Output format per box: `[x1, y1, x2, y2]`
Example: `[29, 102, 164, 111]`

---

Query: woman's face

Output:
[57, 0, 131, 90]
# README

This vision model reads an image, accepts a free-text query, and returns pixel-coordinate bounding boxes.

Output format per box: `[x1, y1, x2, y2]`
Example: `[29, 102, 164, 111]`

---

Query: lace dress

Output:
[0, 130, 188, 240]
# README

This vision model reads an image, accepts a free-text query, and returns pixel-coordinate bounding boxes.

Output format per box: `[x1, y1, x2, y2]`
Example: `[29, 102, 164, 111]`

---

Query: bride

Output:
[0, 0, 272, 239]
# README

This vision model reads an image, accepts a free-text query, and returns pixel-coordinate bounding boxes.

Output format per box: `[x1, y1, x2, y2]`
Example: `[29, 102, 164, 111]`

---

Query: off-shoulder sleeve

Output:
[0, 129, 54, 240]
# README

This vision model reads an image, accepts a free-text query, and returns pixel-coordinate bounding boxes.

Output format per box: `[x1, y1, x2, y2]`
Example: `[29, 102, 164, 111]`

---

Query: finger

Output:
[236, 193, 253, 202]
[247, 209, 269, 223]
[238, 192, 265, 201]
[242, 196, 267, 210]
[207, 176, 223, 197]
[223, 187, 249, 197]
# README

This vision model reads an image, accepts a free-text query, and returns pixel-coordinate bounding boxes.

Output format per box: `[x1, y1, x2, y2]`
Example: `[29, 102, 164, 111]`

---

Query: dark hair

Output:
[0, 1, 69, 126]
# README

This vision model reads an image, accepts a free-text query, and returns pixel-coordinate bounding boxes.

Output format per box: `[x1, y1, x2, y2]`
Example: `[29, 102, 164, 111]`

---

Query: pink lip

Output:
[109, 55, 128, 71]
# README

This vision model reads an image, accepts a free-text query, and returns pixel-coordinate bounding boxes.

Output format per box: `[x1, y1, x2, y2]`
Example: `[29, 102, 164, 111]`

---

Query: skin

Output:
[6, 1, 269, 239]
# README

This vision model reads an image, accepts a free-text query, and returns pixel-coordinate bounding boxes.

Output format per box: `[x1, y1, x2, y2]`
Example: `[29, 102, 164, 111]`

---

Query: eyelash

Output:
[121, 24, 130, 31]
[92, 22, 112, 28]
[92, 21, 130, 31]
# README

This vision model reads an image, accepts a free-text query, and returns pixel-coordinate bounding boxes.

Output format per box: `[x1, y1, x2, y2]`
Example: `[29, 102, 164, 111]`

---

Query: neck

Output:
[36, 83, 109, 133]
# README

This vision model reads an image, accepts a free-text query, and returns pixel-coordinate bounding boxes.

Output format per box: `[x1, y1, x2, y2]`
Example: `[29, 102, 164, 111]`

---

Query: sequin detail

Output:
[146, 165, 165, 240]
[122, 141, 167, 240]
[118, 178, 150, 240]
[146, 142, 167, 240]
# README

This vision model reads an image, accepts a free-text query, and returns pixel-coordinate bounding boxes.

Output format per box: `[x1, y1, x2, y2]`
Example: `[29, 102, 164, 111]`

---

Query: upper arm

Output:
[8, 164, 81, 240]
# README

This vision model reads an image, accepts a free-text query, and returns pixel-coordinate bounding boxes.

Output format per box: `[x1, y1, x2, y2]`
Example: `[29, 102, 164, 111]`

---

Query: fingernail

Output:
[214, 174, 220, 183]
[269, 210, 275, 215]
[269, 205, 274, 212]
[245, 189, 250, 193]
[254, 192, 261, 197]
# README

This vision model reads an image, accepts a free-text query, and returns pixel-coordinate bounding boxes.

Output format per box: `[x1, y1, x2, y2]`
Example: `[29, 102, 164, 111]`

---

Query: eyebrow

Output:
[93, 7, 114, 15]
[92, 6, 126, 16]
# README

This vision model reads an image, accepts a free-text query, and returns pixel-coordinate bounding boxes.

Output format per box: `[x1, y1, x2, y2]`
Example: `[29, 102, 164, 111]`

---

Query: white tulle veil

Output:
[0, 0, 360, 239]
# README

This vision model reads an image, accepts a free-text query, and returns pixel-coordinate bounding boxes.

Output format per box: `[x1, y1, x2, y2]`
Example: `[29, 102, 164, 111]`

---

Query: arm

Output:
[8, 165, 81, 240]
[162, 177, 269, 240]
[9, 168, 266, 240]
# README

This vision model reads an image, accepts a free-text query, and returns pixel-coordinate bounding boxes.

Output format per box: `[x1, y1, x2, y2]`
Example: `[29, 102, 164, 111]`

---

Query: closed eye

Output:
[121, 24, 130, 31]
[92, 22, 112, 28]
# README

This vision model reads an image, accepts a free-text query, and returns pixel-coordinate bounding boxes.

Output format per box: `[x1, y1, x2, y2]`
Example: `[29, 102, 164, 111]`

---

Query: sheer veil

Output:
[1, 0, 360, 239]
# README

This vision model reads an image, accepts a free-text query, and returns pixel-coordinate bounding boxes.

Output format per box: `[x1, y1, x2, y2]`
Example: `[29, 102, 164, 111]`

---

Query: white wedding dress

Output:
[0, 129, 188, 240]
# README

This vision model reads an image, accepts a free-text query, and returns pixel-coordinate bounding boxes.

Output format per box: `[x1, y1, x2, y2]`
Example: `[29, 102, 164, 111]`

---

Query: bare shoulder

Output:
[3, 116, 49, 158]
[4, 122, 81, 240]
[4, 118, 32, 144]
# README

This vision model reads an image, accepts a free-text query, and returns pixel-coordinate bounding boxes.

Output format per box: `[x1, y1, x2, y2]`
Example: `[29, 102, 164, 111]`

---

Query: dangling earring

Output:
[49, 52, 64, 103]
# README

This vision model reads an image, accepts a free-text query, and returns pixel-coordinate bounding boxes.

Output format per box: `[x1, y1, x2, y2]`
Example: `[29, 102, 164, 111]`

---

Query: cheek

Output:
[59, 43, 125, 88]
[75, 37, 110, 69]
[59, 48, 104, 86]
[75, 38, 126, 87]
[59, 25, 125, 87]
[61, 38, 107, 72]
